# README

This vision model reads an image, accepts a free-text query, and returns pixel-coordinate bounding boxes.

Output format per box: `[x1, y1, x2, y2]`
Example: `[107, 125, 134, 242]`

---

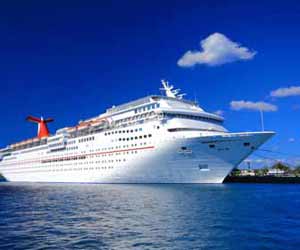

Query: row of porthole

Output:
[94, 151, 139, 158]
[6, 166, 116, 174]
[42, 155, 86, 163]
[93, 142, 147, 152]
[95, 159, 126, 164]
[118, 134, 152, 141]
[66, 146, 78, 151]
[6, 159, 128, 172]
[105, 128, 142, 136]
[78, 136, 95, 143]
[3, 146, 146, 167]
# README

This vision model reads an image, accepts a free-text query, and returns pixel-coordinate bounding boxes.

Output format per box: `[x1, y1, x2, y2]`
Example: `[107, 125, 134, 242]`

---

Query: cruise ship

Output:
[0, 81, 274, 183]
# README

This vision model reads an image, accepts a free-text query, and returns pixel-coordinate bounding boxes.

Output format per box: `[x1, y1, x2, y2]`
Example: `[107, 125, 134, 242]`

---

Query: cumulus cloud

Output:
[214, 110, 224, 116]
[230, 100, 278, 112]
[177, 32, 256, 67]
[270, 86, 300, 98]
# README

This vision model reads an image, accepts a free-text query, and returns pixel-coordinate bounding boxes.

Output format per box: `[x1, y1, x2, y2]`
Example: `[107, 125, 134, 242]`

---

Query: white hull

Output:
[1, 131, 274, 184]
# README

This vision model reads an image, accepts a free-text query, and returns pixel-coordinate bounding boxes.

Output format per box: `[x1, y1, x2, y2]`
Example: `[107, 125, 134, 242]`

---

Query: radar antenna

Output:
[160, 79, 186, 99]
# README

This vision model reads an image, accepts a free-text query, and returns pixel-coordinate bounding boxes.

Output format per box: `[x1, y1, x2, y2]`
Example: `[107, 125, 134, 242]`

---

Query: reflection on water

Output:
[0, 183, 299, 249]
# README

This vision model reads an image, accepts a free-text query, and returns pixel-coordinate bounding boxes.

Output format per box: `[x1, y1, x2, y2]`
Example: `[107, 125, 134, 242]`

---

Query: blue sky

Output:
[1, 0, 300, 167]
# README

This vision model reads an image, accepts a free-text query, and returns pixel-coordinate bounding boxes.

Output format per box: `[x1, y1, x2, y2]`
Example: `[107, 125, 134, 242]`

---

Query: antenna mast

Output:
[160, 79, 186, 99]
[259, 109, 265, 131]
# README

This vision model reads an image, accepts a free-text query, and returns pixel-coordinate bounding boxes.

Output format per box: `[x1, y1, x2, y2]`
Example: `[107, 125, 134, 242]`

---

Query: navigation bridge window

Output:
[134, 103, 160, 114]
[163, 113, 222, 124]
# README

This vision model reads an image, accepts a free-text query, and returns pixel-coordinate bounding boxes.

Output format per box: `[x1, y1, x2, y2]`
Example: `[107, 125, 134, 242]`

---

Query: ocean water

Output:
[0, 183, 299, 250]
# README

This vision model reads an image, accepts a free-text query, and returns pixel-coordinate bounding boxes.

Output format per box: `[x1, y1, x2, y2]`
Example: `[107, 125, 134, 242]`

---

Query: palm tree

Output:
[271, 162, 290, 173]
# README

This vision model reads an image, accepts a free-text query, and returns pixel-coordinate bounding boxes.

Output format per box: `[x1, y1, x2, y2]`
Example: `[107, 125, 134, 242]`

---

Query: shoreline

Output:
[224, 175, 300, 184]
[2, 174, 300, 184]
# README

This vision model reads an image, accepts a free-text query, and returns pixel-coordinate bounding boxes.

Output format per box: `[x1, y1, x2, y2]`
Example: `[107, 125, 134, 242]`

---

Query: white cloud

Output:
[230, 100, 278, 112]
[177, 32, 256, 67]
[270, 86, 300, 98]
[214, 110, 224, 116]
[289, 138, 295, 142]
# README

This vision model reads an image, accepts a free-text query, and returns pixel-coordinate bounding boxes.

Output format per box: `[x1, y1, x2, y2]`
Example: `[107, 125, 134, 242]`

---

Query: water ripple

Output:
[0, 183, 299, 249]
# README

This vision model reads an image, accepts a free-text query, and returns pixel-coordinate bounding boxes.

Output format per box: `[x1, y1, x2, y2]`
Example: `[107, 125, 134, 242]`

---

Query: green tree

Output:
[254, 167, 269, 176]
[231, 168, 241, 176]
[261, 167, 269, 175]
[271, 162, 290, 173]
[293, 166, 300, 176]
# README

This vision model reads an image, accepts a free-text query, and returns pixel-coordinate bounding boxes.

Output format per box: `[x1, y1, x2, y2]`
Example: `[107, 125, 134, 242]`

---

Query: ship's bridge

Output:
[104, 94, 223, 123]
[56, 80, 225, 136]
[105, 95, 207, 117]
[104, 79, 222, 119]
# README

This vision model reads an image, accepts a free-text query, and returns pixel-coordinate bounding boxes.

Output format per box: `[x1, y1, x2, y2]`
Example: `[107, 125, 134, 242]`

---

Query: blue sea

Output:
[0, 183, 299, 250]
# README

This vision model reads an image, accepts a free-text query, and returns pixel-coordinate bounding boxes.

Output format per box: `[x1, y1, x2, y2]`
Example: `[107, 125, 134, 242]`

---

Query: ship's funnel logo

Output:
[26, 115, 54, 138]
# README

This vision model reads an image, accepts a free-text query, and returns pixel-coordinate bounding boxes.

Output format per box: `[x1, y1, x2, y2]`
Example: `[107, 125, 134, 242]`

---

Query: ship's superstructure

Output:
[0, 81, 274, 183]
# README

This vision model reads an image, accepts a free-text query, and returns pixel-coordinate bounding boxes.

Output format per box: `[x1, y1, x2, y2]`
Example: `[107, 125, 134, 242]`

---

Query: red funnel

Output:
[26, 115, 54, 138]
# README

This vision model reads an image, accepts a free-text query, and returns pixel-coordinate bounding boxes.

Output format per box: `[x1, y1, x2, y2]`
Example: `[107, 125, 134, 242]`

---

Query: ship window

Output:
[244, 142, 250, 147]
[139, 136, 142, 139]
[209, 144, 215, 148]
[144, 135, 147, 138]
[148, 134, 152, 137]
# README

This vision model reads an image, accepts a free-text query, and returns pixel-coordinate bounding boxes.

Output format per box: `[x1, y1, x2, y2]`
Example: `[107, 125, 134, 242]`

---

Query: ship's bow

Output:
[198, 131, 275, 183]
